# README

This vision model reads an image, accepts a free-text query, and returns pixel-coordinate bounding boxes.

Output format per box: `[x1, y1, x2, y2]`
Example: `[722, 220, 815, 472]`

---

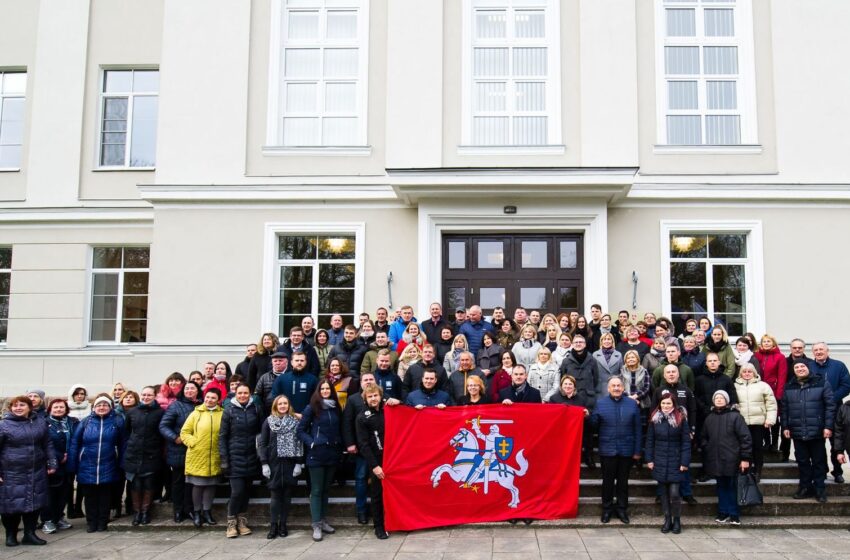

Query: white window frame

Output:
[660, 220, 764, 337]
[261, 222, 365, 335]
[460, 0, 563, 154]
[653, 0, 758, 147]
[96, 68, 159, 170]
[265, 0, 370, 153]
[86, 246, 150, 345]
[0, 246, 11, 345]
[0, 70, 27, 171]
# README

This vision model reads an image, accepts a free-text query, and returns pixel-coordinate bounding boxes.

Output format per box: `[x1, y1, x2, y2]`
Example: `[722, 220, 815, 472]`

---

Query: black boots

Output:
[201, 510, 217, 525]
[671, 517, 682, 534]
[140, 490, 154, 525]
[4, 529, 17, 547]
[661, 515, 672, 534]
[191, 510, 202, 528]
[20, 515, 45, 546]
[131, 491, 143, 526]
[267, 522, 279, 539]
[375, 526, 389, 540]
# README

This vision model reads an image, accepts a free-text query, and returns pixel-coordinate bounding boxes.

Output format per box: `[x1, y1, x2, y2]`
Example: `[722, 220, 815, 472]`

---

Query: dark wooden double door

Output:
[442, 234, 584, 317]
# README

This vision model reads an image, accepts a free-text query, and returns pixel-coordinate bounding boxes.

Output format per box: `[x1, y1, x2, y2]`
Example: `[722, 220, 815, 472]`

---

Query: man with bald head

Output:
[459, 305, 494, 355]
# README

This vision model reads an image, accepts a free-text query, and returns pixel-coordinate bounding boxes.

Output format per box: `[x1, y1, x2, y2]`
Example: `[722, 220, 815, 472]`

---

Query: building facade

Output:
[1, 0, 848, 394]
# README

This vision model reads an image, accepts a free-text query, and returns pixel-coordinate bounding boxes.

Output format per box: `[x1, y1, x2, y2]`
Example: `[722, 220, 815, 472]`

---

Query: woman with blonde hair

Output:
[528, 347, 560, 402]
[248, 333, 281, 391]
[395, 323, 426, 357]
[512, 324, 542, 370]
[258, 395, 303, 539]
[443, 334, 469, 375]
[703, 325, 737, 377]
[733, 363, 777, 480]
[593, 333, 623, 395]
[457, 376, 489, 405]
[553, 332, 572, 367]
[537, 313, 560, 343]
[755, 333, 787, 451]
[397, 343, 422, 382]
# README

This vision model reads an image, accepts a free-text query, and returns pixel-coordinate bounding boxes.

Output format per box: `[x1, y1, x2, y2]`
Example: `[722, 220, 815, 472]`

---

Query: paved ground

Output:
[5, 524, 850, 560]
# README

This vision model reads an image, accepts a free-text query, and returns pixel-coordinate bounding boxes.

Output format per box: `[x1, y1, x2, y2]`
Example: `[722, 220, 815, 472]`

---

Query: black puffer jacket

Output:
[122, 402, 165, 474]
[781, 373, 835, 441]
[159, 394, 199, 467]
[700, 407, 751, 477]
[694, 366, 737, 421]
[219, 398, 262, 477]
[0, 412, 57, 514]
[327, 339, 369, 375]
[355, 403, 385, 470]
[645, 412, 691, 483]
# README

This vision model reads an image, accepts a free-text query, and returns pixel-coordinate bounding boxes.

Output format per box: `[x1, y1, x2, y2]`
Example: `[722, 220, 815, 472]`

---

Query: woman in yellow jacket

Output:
[180, 387, 224, 528]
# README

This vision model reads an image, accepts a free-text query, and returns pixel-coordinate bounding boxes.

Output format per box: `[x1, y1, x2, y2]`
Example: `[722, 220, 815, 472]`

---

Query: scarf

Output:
[513, 382, 528, 395]
[571, 349, 587, 364]
[322, 399, 337, 409]
[735, 349, 753, 367]
[705, 338, 728, 353]
[522, 338, 534, 349]
[651, 409, 679, 428]
[47, 415, 73, 450]
[451, 348, 464, 368]
[602, 348, 614, 360]
[326, 372, 342, 385]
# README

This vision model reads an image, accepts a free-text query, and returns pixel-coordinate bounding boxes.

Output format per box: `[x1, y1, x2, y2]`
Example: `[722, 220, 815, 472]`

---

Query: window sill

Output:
[653, 144, 763, 155]
[457, 145, 566, 156]
[0, 168, 21, 173]
[262, 146, 372, 157]
[92, 167, 156, 172]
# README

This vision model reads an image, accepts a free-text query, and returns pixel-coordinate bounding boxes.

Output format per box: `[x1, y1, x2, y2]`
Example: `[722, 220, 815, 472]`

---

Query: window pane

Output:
[0, 319, 7, 344]
[123, 248, 150, 268]
[0, 274, 10, 295]
[122, 295, 148, 319]
[318, 235, 355, 259]
[91, 295, 118, 319]
[104, 97, 128, 120]
[712, 264, 745, 288]
[280, 315, 303, 335]
[559, 287, 578, 309]
[706, 81, 737, 110]
[90, 319, 117, 341]
[283, 117, 320, 145]
[121, 320, 147, 343]
[447, 287, 466, 311]
[0, 248, 11, 269]
[281, 266, 313, 289]
[714, 314, 745, 337]
[664, 46, 699, 74]
[322, 117, 358, 144]
[513, 48, 547, 76]
[704, 46, 738, 74]
[92, 273, 119, 297]
[476, 10, 506, 39]
[479, 287, 505, 310]
[473, 48, 509, 77]
[326, 10, 357, 39]
[0, 98, 25, 145]
[714, 287, 745, 312]
[667, 115, 701, 144]
[668, 81, 698, 110]
[101, 98, 128, 166]
[473, 116, 508, 145]
[515, 10, 545, 38]
[670, 261, 707, 287]
[93, 247, 123, 268]
[705, 115, 740, 144]
[284, 49, 321, 78]
[318, 314, 354, 329]
[477, 241, 504, 269]
[666, 8, 696, 36]
[521, 241, 547, 268]
[286, 83, 318, 112]
[281, 289, 313, 314]
[129, 96, 157, 167]
[520, 287, 547, 310]
[670, 234, 708, 258]
[475, 82, 506, 112]
[708, 234, 746, 258]
[104, 71, 132, 93]
[515, 82, 545, 111]
[670, 287, 707, 315]
[325, 82, 356, 112]
[132, 70, 159, 92]
[448, 242, 466, 269]
[513, 116, 546, 145]
[319, 263, 355, 288]
[324, 49, 358, 77]
[0, 146, 21, 168]
[318, 288, 354, 313]
[123, 272, 149, 295]
[288, 11, 319, 39]
[279, 236, 317, 259]
[704, 8, 734, 37]
[559, 241, 577, 268]
[2, 73, 26, 94]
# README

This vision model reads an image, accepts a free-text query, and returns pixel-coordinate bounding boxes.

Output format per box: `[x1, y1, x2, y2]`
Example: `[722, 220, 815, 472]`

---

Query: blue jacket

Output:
[271, 369, 319, 415]
[297, 404, 342, 467]
[405, 388, 452, 407]
[810, 358, 850, 404]
[782, 373, 836, 440]
[0, 412, 57, 514]
[681, 347, 706, 378]
[388, 316, 418, 350]
[67, 411, 125, 485]
[644, 413, 691, 483]
[459, 319, 495, 356]
[159, 396, 198, 467]
[591, 395, 642, 457]
[373, 367, 408, 401]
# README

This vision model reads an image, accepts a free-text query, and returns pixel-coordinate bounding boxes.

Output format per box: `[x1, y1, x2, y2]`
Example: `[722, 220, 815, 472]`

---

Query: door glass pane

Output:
[319, 263, 355, 288]
[521, 241, 547, 268]
[448, 242, 466, 269]
[665, 46, 699, 74]
[670, 234, 707, 258]
[668, 81, 698, 110]
[447, 287, 466, 312]
[559, 241, 577, 268]
[479, 287, 505, 310]
[667, 115, 701, 145]
[713, 264, 745, 288]
[318, 235, 355, 259]
[559, 287, 578, 309]
[477, 241, 504, 269]
[318, 288, 354, 313]
[280, 289, 312, 314]
[670, 262, 706, 287]
[520, 287, 547, 310]
[475, 10, 506, 39]
[279, 236, 317, 259]
[670, 287, 708, 315]
[515, 10, 545, 38]
[666, 8, 695, 36]
[708, 234, 746, 258]
[281, 266, 313, 289]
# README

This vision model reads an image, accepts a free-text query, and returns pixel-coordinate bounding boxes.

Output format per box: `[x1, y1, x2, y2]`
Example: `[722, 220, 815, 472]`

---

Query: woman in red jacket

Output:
[755, 334, 787, 452]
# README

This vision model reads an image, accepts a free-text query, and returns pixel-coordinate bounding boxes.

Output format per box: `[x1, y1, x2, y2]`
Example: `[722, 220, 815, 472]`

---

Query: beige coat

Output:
[734, 374, 778, 426]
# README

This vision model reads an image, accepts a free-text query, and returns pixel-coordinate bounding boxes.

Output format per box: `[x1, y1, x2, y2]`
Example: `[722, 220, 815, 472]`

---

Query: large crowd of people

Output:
[1, 302, 848, 545]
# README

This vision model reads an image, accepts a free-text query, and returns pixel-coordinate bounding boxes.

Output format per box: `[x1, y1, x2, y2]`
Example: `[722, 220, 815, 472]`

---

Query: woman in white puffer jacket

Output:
[733, 363, 777, 480]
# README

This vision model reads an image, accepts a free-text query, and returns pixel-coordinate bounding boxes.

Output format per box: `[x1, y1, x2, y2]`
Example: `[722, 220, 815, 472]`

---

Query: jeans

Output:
[794, 438, 828, 492]
[308, 466, 336, 523]
[600, 455, 633, 514]
[354, 456, 369, 513]
[715, 476, 738, 517]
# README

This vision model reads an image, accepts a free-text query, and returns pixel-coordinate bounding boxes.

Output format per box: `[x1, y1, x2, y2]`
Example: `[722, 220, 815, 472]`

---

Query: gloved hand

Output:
[262, 464, 271, 479]
[220, 462, 229, 475]
[293, 464, 303, 477]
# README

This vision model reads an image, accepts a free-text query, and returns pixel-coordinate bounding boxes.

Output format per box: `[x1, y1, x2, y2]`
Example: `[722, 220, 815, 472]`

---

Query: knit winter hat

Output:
[712, 390, 730, 405]
[93, 395, 114, 408]
[26, 388, 46, 400]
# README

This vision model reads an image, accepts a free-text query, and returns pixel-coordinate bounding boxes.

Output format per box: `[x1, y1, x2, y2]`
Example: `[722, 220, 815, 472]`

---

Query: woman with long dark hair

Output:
[297, 380, 343, 542]
[645, 392, 691, 534]
[158, 380, 201, 523]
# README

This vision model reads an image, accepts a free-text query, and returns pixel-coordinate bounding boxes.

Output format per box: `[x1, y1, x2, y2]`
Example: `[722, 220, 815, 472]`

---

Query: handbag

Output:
[737, 470, 763, 507]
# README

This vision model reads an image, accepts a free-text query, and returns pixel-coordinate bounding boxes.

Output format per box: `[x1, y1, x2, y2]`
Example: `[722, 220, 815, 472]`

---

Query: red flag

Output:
[383, 403, 584, 531]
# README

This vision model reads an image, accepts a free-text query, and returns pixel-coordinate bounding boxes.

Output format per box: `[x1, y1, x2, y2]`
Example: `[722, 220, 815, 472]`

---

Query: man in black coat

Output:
[355, 385, 388, 539]
[342, 372, 377, 525]
[421, 302, 452, 344]
[694, 353, 737, 482]
[404, 344, 449, 394]
[327, 325, 369, 376]
[498, 365, 542, 404]
[277, 327, 321, 376]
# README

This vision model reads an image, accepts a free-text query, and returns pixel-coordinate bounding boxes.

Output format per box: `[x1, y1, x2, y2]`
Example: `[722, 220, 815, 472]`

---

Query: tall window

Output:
[0, 248, 10, 343]
[273, 0, 369, 147]
[656, 0, 757, 145]
[99, 69, 159, 167]
[277, 234, 356, 333]
[0, 72, 26, 169]
[90, 247, 149, 343]
[668, 233, 748, 336]
[463, 0, 561, 147]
